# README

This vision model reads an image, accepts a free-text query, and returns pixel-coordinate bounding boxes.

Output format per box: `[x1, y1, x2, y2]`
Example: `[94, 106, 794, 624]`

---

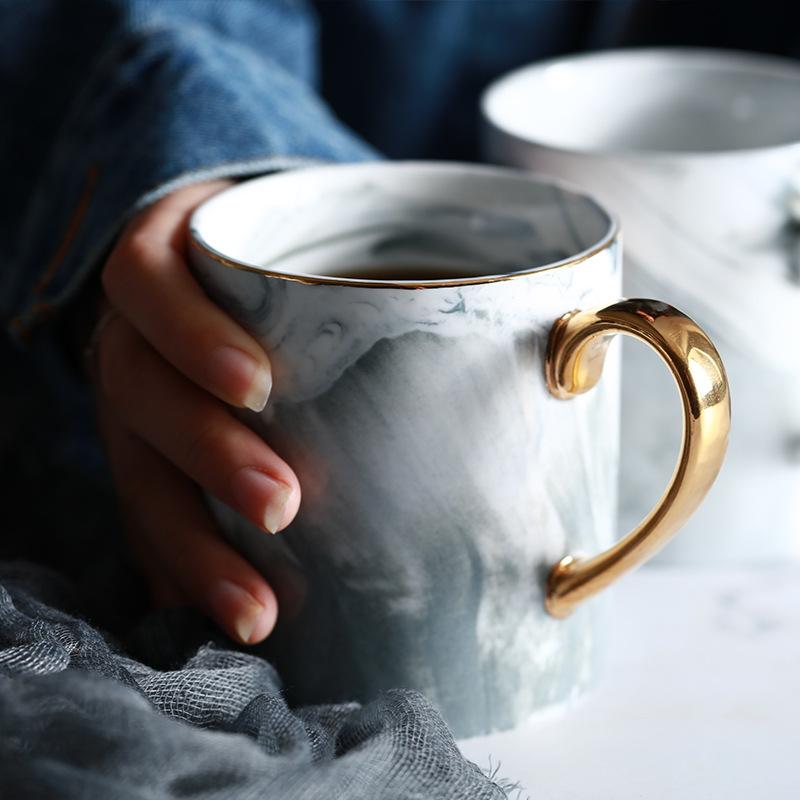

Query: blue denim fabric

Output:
[0, 0, 798, 479]
[1, 0, 377, 342]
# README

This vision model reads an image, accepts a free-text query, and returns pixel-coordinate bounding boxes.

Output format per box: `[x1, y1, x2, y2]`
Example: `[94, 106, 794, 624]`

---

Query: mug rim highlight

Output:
[188, 161, 619, 289]
[482, 46, 800, 159]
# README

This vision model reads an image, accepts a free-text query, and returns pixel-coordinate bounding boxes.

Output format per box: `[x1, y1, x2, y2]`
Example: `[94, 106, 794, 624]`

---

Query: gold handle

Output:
[543, 299, 730, 619]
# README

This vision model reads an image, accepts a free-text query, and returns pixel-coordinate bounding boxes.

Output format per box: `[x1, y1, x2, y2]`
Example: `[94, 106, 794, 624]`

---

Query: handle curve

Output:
[543, 298, 730, 619]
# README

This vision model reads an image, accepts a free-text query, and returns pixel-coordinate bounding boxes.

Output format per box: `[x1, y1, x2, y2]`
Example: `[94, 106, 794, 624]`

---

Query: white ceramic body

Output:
[189, 163, 622, 736]
[483, 49, 800, 563]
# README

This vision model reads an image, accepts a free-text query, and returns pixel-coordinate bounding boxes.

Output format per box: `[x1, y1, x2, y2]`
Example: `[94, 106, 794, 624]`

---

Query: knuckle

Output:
[101, 232, 163, 298]
[183, 420, 232, 478]
[123, 230, 163, 269]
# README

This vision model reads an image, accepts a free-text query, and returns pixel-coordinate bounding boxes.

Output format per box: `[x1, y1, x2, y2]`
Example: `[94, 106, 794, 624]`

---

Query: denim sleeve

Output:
[1, 0, 376, 346]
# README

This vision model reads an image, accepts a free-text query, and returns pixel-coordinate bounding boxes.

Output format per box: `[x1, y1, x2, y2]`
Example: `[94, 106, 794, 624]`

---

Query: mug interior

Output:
[483, 48, 800, 154]
[189, 162, 615, 285]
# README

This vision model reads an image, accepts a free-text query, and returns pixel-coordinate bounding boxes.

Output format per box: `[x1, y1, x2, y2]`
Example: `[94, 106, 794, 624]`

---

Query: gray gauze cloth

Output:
[0, 563, 509, 799]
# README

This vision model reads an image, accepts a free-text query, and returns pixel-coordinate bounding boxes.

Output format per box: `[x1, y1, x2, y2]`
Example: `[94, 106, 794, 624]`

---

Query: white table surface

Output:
[458, 566, 800, 799]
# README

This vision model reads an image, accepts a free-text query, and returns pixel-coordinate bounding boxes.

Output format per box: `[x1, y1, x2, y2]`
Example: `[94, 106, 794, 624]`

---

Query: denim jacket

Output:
[1, 0, 798, 475]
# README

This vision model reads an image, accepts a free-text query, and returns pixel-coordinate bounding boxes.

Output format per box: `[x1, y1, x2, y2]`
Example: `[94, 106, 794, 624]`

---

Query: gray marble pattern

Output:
[190, 163, 621, 736]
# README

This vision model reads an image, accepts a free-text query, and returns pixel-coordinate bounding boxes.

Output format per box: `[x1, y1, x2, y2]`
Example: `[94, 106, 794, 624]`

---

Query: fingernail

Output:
[230, 468, 293, 534]
[244, 364, 272, 413]
[208, 579, 266, 644]
[262, 481, 293, 534]
[209, 346, 271, 412]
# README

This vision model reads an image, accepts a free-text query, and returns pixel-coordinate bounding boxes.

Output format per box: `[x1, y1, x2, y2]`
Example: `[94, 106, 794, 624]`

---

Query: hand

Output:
[93, 180, 301, 644]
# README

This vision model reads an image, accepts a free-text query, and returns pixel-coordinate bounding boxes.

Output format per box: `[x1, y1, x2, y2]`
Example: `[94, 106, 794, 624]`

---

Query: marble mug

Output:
[483, 48, 800, 563]
[188, 162, 729, 736]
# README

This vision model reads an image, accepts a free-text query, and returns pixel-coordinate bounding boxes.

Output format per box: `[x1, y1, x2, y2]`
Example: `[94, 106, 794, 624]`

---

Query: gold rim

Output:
[189, 221, 619, 290]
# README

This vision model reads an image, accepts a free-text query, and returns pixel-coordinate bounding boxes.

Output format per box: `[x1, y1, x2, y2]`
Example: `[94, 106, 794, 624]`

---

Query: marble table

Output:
[458, 566, 800, 799]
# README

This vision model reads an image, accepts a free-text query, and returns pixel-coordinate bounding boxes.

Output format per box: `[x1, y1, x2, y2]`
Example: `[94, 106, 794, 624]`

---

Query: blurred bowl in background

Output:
[483, 48, 800, 563]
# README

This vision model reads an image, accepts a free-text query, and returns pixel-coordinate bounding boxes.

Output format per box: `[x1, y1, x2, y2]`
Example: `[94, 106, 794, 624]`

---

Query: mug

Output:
[482, 48, 800, 563]
[188, 162, 729, 736]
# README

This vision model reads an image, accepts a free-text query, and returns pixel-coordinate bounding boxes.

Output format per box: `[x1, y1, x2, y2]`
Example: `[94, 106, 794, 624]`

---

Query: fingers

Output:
[101, 180, 272, 412]
[94, 181, 295, 643]
[97, 399, 278, 644]
[98, 314, 301, 535]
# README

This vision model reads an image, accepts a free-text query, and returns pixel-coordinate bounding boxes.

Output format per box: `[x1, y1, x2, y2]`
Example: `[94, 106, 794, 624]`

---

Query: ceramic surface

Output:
[189, 163, 622, 736]
[483, 49, 800, 562]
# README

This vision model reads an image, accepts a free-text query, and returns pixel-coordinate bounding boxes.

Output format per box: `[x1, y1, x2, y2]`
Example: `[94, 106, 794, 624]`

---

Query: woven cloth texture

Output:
[0, 562, 510, 799]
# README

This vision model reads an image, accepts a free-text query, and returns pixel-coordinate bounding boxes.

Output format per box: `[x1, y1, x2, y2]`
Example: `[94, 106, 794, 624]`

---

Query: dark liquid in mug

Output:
[327, 264, 475, 281]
